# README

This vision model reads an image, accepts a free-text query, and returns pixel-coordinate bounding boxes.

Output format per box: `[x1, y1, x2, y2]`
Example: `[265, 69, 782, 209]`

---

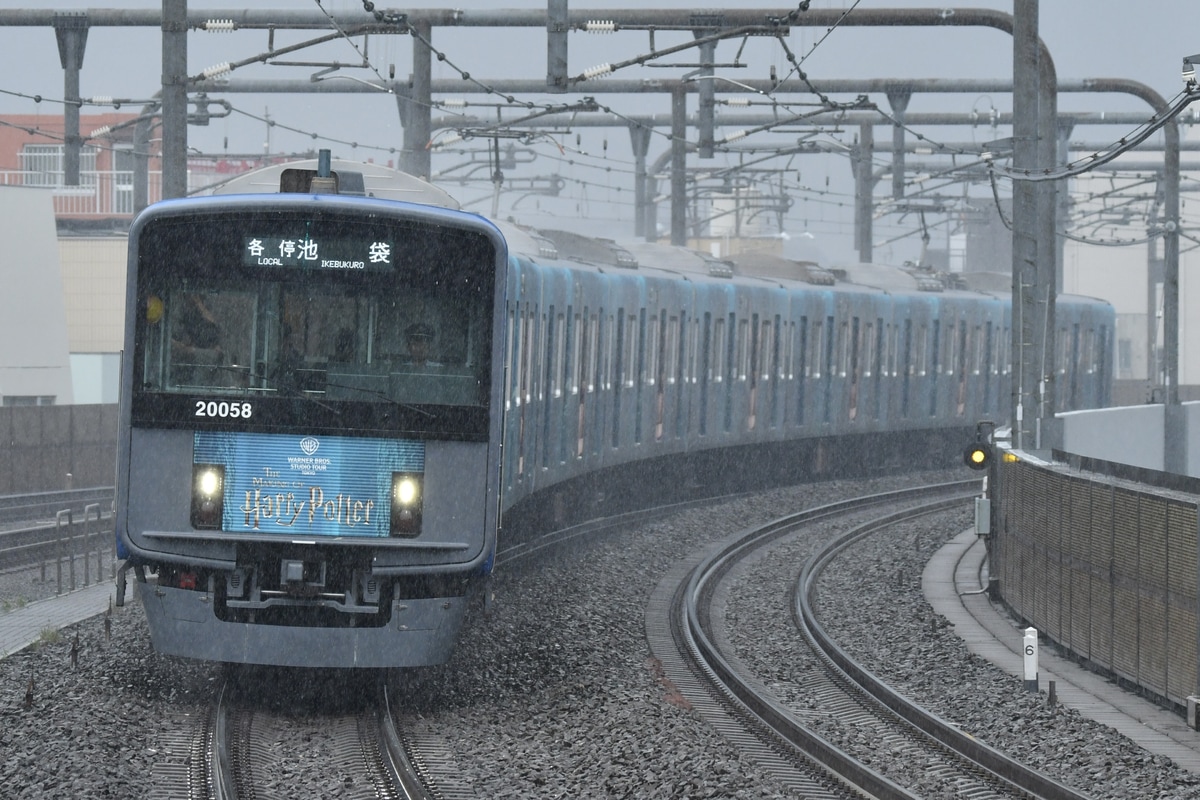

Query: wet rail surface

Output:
[0, 487, 113, 527]
[166, 678, 435, 800]
[646, 480, 1098, 800]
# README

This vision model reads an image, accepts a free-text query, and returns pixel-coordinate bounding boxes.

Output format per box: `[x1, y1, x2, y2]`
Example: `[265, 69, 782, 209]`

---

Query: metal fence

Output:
[992, 456, 1199, 709]
[0, 489, 116, 612]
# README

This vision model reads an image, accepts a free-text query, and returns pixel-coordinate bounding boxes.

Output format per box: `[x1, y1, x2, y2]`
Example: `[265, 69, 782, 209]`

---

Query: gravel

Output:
[0, 470, 1197, 798]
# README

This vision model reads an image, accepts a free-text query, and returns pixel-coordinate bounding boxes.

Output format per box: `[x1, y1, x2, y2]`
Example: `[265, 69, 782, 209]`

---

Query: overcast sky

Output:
[0, 0, 1196, 261]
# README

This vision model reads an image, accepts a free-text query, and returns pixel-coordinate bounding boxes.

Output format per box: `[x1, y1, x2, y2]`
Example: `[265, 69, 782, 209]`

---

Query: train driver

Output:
[403, 322, 442, 368]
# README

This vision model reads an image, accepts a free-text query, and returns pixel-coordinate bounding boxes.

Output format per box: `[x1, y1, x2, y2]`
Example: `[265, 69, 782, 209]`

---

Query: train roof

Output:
[203, 158, 460, 208]
[191, 158, 1109, 311]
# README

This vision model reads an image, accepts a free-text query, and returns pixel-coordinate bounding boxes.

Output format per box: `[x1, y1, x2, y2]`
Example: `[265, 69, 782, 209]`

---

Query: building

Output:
[0, 186, 73, 405]
[0, 113, 281, 404]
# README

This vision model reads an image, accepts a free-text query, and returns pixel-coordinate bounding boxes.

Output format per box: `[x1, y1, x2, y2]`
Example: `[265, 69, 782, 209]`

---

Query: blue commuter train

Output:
[114, 158, 1113, 668]
[116, 162, 508, 668]
[492, 225, 1112, 521]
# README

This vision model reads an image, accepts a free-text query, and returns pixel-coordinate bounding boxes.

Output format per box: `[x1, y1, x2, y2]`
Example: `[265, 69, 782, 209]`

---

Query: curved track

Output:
[649, 481, 1097, 800]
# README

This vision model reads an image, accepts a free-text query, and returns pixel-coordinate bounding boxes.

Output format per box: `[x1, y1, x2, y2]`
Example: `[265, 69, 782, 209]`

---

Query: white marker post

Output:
[1023, 627, 1038, 693]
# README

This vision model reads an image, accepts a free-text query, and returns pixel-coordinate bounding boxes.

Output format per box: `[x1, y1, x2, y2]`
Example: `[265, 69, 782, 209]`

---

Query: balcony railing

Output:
[0, 169, 234, 218]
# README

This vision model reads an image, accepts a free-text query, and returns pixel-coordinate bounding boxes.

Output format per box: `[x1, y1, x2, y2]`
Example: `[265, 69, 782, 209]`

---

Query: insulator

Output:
[440, 99, 468, 108]
[201, 62, 232, 79]
[204, 19, 236, 32]
[434, 133, 463, 149]
[90, 96, 114, 106]
[723, 97, 751, 107]
[585, 20, 616, 33]
[89, 125, 111, 138]
[724, 129, 749, 143]
[582, 63, 613, 80]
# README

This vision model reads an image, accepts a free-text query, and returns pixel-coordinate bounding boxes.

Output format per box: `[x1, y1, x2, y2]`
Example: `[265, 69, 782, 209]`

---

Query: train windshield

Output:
[130, 207, 498, 433]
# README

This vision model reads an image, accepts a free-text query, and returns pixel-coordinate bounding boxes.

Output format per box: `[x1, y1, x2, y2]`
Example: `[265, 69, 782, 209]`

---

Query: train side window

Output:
[1057, 326, 1071, 376]
[747, 314, 760, 431]
[712, 316, 726, 383]
[945, 319, 958, 376]
[737, 317, 750, 382]
[960, 322, 970, 377]
[646, 313, 659, 387]
[955, 321, 968, 417]
[505, 307, 518, 410]
[520, 305, 534, 406]
[624, 311, 638, 389]
[994, 325, 1004, 376]
[915, 324, 927, 377]
[893, 323, 903, 378]
[674, 313, 687, 439]
[686, 315, 699, 385]
[586, 313, 598, 398]
[600, 312, 613, 392]
[884, 323, 895, 378]
[862, 321, 874, 378]
[565, 308, 577, 396]
[930, 320, 941, 379]
[972, 325, 983, 375]
[551, 309, 564, 399]
[570, 310, 582, 394]
[836, 320, 849, 378]
[783, 319, 794, 381]
[848, 316, 860, 421]
[536, 309, 546, 403]
[810, 319, 822, 379]
[666, 315, 679, 386]
[824, 315, 836, 378]
[762, 318, 774, 382]
[795, 317, 808, 425]
[983, 322, 994, 376]
[901, 319, 913, 418]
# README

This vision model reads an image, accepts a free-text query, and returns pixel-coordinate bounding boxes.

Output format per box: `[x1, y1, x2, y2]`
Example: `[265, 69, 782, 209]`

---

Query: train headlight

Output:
[963, 443, 993, 471]
[190, 464, 225, 529]
[390, 472, 423, 536]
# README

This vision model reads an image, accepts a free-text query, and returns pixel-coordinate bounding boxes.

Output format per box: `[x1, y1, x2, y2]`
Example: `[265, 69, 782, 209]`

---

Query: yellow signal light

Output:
[963, 443, 993, 470]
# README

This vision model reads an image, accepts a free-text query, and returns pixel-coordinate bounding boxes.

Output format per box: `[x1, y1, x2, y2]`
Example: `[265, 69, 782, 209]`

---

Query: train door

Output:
[540, 267, 572, 483]
[870, 310, 885, 424]
[955, 317, 968, 417]
[605, 274, 643, 456]
[982, 319, 995, 415]
[644, 275, 690, 453]
[845, 312, 860, 424]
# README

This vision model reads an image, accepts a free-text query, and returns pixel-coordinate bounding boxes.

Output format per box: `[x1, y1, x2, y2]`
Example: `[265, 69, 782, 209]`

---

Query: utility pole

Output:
[53, 12, 88, 187]
[161, 0, 188, 199]
[1011, 0, 1045, 451]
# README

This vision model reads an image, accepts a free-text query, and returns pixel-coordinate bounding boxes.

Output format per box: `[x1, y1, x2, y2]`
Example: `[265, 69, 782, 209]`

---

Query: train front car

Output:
[115, 193, 507, 668]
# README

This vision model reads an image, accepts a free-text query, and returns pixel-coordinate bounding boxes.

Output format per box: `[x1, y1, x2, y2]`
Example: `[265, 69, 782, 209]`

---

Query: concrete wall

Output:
[0, 404, 116, 494]
[0, 187, 73, 404]
[1061, 401, 1200, 478]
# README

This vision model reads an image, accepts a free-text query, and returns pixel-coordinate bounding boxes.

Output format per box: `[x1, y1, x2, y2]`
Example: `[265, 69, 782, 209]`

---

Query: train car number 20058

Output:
[195, 400, 254, 419]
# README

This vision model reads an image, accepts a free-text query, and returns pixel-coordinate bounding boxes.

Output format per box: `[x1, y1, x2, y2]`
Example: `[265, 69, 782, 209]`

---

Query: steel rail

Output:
[681, 481, 978, 799]
[795, 496, 1098, 800]
[0, 487, 113, 525]
[377, 683, 435, 800]
[209, 682, 238, 800]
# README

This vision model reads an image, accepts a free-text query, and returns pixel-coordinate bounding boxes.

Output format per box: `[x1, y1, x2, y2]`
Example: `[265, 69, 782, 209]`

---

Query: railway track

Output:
[648, 480, 1097, 800]
[0, 488, 114, 577]
[162, 679, 438, 800]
